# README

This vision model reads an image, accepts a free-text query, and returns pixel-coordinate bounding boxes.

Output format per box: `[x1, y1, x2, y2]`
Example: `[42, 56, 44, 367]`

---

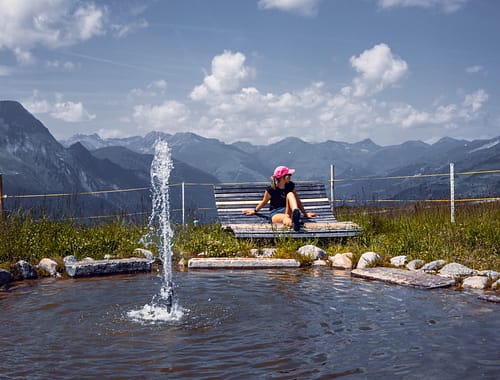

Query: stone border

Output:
[186, 257, 300, 269]
[1, 246, 499, 305]
[351, 267, 455, 289]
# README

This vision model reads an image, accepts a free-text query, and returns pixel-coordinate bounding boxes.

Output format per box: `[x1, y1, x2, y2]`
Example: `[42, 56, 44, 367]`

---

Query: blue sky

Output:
[0, 0, 498, 146]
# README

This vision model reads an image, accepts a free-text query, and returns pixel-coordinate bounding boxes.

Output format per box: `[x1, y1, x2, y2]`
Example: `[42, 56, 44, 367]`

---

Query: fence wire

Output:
[1, 168, 498, 221]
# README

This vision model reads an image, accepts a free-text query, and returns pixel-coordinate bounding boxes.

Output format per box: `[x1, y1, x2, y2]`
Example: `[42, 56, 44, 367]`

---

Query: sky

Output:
[0, 0, 499, 146]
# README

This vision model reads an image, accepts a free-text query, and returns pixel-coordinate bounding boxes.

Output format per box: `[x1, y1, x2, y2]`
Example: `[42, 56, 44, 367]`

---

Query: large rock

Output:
[390, 255, 408, 267]
[312, 259, 328, 267]
[356, 252, 381, 269]
[406, 259, 425, 271]
[297, 245, 327, 260]
[187, 257, 300, 269]
[14, 260, 38, 280]
[492, 279, 500, 290]
[438, 263, 477, 279]
[351, 267, 455, 289]
[421, 259, 446, 273]
[462, 276, 489, 290]
[38, 258, 58, 276]
[134, 248, 155, 262]
[65, 258, 152, 278]
[329, 253, 353, 269]
[0, 269, 13, 286]
[477, 270, 500, 282]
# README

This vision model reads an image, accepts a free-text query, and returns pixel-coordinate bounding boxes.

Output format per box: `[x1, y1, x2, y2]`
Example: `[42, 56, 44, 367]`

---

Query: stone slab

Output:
[188, 257, 300, 269]
[351, 267, 455, 289]
[65, 258, 152, 278]
[478, 294, 500, 303]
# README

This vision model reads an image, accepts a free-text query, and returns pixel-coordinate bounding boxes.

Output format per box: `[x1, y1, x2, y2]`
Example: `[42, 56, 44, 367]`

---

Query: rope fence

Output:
[0, 166, 498, 223]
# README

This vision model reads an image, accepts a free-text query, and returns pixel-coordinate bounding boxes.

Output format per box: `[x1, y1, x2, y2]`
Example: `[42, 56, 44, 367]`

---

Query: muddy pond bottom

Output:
[1, 268, 498, 379]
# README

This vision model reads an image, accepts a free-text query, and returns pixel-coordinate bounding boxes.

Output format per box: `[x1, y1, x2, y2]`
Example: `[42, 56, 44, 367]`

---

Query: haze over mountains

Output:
[1, 100, 499, 222]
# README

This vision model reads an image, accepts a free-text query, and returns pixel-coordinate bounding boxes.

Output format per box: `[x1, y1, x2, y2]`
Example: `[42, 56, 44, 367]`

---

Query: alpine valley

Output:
[1, 100, 499, 222]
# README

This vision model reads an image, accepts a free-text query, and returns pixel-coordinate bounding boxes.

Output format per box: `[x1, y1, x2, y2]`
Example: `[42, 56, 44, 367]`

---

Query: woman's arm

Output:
[243, 191, 271, 215]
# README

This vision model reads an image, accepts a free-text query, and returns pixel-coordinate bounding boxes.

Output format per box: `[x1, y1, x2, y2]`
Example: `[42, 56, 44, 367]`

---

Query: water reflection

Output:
[1, 269, 498, 379]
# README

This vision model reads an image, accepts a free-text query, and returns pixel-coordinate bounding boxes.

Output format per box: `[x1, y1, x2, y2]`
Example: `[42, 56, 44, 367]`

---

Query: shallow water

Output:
[1, 269, 499, 379]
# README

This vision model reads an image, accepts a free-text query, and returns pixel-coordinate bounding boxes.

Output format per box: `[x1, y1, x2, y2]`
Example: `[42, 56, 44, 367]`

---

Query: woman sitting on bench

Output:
[243, 166, 316, 231]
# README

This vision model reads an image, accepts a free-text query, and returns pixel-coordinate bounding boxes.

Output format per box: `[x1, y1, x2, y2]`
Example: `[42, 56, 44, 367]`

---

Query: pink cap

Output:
[273, 166, 295, 179]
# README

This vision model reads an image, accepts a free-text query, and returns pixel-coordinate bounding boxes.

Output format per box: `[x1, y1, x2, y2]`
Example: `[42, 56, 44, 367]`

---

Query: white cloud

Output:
[129, 80, 168, 98]
[133, 101, 190, 130]
[0, 0, 106, 63]
[465, 65, 483, 74]
[111, 18, 148, 38]
[149, 80, 167, 91]
[462, 89, 488, 113]
[190, 50, 253, 101]
[185, 48, 488, 144]
[97, 128, 126, 139]
[45, 60, 79, 71]
[258, 0, 322, 17]
[23, 92, 95, 122]
[51, 101, 96, 122]
[349, 43, 408, 97]
[378, 0, 469, 13]
[0, 65, 13, 76]
[384, 89, 487, 127]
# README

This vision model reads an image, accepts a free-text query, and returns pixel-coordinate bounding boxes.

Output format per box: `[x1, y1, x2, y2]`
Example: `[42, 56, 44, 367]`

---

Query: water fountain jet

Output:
[128, 139, 183, 322]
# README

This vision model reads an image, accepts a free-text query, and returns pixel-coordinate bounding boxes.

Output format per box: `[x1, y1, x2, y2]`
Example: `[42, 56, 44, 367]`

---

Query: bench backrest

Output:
[214, 182, 336, 225]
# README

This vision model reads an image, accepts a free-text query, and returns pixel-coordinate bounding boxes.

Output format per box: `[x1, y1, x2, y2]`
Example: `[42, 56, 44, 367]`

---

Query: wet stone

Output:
[14, 260, 38, 280]
[329, 253, 353, 269]
[188, 257, 300, 269]
[390, 255, 408, 267]
[0, 269, 13, 286]
[462, 276, 489, 290]
[297, 245, 327, 260]
[438, 263, 477, 279]
[406, 259, 425, 271]
[351, 267, 455, 289]
[65, 258, 152, 278]
[357, 252, 381, 269]
[421, 259, 446, 273]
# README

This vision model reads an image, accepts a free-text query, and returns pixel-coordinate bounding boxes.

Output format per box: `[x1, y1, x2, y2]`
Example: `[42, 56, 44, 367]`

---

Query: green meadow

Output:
[0, 202, 498, 272]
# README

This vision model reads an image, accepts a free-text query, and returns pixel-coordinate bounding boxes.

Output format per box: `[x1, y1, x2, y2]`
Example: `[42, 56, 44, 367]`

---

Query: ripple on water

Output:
[0, 270, 499, 379]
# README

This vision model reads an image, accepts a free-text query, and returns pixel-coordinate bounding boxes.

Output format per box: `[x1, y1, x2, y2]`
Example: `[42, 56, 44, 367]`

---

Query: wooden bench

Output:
[214, 182, 362, 239]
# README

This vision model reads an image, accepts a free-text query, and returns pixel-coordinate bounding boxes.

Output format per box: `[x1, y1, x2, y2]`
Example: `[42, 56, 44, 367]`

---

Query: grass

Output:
[0, 202, 498, 272]
[0, 211, 147, 270]
[331, 202, 500, 271]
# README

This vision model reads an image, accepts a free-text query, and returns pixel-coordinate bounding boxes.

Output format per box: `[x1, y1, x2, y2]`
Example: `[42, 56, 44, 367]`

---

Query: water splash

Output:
[127, 139, 184, 323]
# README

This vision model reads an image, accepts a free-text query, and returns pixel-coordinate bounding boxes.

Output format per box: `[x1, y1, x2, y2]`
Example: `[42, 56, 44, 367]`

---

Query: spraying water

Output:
[150, 139, 174, 311]
[127, 139, 184, 323]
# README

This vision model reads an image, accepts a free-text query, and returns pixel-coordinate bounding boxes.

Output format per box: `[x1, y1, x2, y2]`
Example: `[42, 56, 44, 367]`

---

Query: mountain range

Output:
[0, 100, 498, 222]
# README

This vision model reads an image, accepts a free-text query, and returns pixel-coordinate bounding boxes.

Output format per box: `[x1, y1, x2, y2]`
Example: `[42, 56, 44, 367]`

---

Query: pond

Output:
[1, 268, 498, 379]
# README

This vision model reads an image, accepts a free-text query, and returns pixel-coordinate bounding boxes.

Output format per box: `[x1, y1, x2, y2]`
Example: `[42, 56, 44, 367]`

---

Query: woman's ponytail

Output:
[270, 175, 277, 190]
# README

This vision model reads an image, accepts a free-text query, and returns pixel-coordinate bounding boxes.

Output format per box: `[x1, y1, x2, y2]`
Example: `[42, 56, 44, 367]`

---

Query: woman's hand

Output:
[305, 211, 316, 218]
[243, 209, 256, 215]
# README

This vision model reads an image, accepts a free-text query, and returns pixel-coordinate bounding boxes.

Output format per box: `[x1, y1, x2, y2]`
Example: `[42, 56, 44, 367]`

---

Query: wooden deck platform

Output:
[214, 182, 362, 238]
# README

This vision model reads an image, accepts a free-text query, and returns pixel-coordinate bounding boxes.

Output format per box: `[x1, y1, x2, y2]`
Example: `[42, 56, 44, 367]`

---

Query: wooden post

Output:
[181, 181, 185, 226]
[330, 164, 335, 210]
[0, 174, 3, 219]
[450, 162, 455, 224]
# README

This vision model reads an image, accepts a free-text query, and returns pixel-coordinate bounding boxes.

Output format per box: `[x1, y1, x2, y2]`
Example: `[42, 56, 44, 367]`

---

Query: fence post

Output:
[330, 164, 335, 210]
[181, 182, 185, 226]
[0, 174, 3, 219]
[450, 162, 455, 224]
